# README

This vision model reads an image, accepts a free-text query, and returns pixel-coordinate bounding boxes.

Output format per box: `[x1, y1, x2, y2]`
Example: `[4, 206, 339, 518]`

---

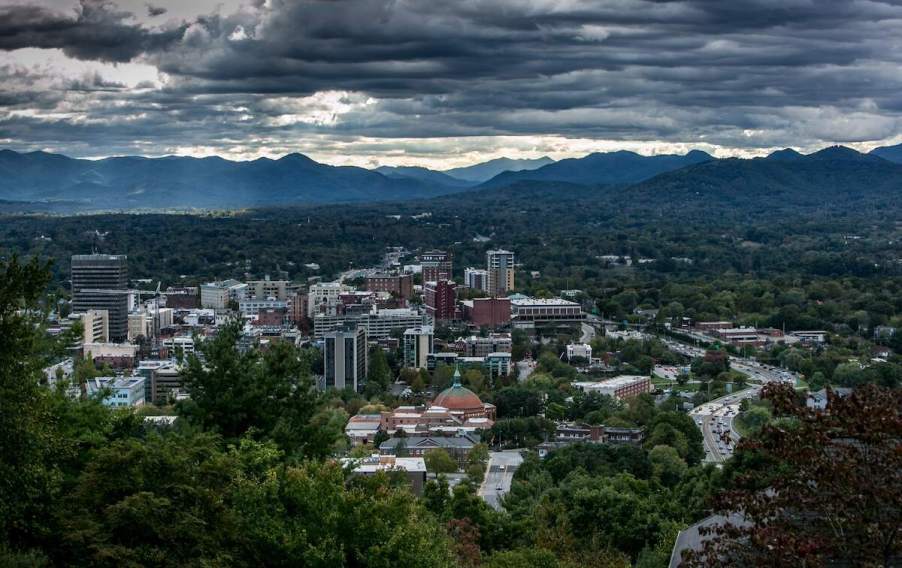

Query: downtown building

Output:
[365, 273, 413, 299]
[464, 267, 488, 292]
[486, 249, 515, 296]
[403, 325, 434, 369]
[313, 306, 432, 340]
[420, 250, 453, 283]
[461, 297, 511, 329]
[424, 280, 458, 322]
[200, 279, 247, 310]
[307, 282, 351, 317]
[323, 324, 368, 392]
[245, 277, 292, 301]
[71, 254, 129, 342]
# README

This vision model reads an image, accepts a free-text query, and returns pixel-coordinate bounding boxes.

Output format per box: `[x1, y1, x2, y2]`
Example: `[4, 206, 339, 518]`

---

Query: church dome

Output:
[433, 367, 483, 411]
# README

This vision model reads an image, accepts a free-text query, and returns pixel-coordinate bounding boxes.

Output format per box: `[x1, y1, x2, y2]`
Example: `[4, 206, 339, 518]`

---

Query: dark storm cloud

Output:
[146, 4, 167, 17]
[0, 0, 187, 63]
[2, 0, 902, 159]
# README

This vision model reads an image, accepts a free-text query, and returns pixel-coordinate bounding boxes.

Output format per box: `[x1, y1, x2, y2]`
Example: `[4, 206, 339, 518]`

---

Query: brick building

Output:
[464, 297, 511, 328]
[420, 250, 453, 283]
[365, 273, 413, 299]
[424, 280, 457, 321]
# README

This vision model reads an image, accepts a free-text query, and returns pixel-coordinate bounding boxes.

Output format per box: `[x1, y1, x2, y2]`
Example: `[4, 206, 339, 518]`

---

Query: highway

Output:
[478, 450, 524, 510]
[690, 388, 759, 462]
[659, 332, 799, 463]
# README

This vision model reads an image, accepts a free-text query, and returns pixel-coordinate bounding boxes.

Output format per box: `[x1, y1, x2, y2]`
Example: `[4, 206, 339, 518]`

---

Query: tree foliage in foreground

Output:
[0, 258, 455, 567]
[686, 383, 901, 567]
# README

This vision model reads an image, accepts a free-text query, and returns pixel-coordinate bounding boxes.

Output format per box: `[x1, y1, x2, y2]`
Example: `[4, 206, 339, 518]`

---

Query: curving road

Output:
[660, 333, 799, 463]
[478, 450, 524, 510]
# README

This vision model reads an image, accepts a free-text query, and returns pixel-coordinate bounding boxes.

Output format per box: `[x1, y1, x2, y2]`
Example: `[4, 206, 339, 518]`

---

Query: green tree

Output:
[423, 475, 451, 518]
[424, 449, 459, 474]
[365, 346, 391, 395]
[178, 321, 333, 457]
[0, 256, 58, 558]
[468, 443, 490, 468]
[649, 445, 688, 487]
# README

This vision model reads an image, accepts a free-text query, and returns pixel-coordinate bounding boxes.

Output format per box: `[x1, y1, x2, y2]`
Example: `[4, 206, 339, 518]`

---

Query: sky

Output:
[1, 0, 902, 169]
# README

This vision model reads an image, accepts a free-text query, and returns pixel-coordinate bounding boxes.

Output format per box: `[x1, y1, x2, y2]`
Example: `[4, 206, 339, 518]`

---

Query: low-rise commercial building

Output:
[572, 375, 652, 400]
[344, 414, 385, 446]
[85, 376, 146, 407]
[84, 342, 138, 368]
[238, 298, 288, 316]
[511, 297, 583, 327]
[457, 333, 512, 357]
[135, 359, 183, 404]
[344, 455, 427, 495]
[566, 343, 592, 361]
[379, 435, 479, 469]
[200, 279, 247, 310]
[307, 282, 351, 317]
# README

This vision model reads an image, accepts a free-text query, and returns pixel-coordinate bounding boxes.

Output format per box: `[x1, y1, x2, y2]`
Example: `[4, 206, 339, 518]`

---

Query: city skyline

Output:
[2, 1, 902, 168]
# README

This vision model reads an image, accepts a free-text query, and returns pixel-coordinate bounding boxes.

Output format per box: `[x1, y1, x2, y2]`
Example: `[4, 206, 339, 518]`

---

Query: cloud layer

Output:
[2, 0, 902, 167]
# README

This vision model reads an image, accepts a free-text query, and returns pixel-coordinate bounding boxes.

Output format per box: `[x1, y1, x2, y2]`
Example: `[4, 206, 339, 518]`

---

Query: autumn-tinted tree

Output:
[686, 383, 901, 567]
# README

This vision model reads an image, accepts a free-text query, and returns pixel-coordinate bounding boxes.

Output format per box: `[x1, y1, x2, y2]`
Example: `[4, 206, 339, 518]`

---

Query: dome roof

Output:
[433, 367, 483, 411]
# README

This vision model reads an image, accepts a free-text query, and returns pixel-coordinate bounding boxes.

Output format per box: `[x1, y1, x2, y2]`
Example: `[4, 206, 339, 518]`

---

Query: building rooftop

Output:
[344, 455, 427, 474]
[510, 297, 580, 307]
[573, 375, 649, 389]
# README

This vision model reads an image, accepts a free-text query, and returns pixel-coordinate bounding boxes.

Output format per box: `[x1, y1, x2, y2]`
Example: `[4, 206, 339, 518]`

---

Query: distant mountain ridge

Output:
[0, 150, 467, 209]
[374, 165, 474, 187]
[1, 144, 900, 213]
[479, 149, 714, 188]
[870, 142, 902, 164]
[443, 156, 554, 182]
[622, 145, 902, 208]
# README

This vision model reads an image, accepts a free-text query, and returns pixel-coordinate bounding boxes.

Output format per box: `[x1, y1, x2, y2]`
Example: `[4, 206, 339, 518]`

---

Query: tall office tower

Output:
[323, 324, 368, 392]
[424, 280, 458, 321]
[420, 250, 453, 283]
[486, 249, 515, 296]
[403, 325, 434, 369]
[71, 254, 128, 342]
[464, 267, 488, 292]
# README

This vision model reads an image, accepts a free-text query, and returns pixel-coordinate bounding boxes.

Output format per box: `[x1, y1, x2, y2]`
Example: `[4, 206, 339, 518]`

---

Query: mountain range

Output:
[0, 142, 900, 212]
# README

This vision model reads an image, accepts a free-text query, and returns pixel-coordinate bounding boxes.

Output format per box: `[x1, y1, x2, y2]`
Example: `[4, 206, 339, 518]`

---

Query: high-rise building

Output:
[420, 250, 453, 283]
[71, 254, 129, 342]
[403, 326, 434, 369]
[486, 249, 515, 296]
[464, 267, 488, 292]
[424, 280, 457, 321]
[323, 324, 368, 392]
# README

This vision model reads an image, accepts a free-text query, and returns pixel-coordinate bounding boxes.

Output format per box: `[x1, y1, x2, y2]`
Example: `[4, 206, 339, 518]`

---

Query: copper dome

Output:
[432, 367, 484, 411]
